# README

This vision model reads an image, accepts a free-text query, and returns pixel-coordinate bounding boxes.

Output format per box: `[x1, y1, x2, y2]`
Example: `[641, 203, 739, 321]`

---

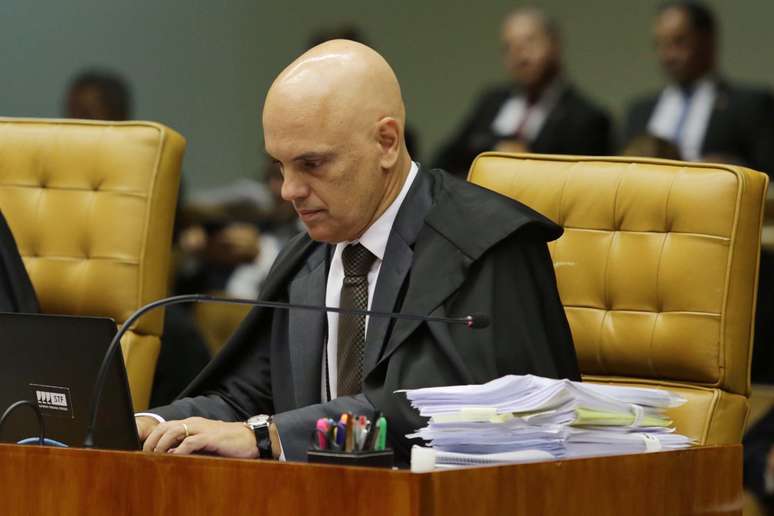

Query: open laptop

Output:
[0, 312, 140, 450]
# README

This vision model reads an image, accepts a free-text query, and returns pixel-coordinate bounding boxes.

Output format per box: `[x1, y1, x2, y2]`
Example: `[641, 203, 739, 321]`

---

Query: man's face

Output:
[501, 15, 558, 90]
[653, 7, 713, 84]
[264, 101, 387, 243]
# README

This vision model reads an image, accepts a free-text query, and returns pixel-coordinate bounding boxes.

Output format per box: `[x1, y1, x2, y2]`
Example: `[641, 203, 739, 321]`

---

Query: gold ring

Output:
[182, 423, 190, 439]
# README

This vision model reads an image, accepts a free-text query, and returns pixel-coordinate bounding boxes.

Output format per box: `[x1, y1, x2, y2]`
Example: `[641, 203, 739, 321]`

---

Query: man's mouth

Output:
[296, 208, 325, 222]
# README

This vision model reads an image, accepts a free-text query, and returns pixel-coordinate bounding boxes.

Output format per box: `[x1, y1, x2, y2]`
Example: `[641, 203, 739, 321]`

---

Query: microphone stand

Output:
[83, 293, 489, 448]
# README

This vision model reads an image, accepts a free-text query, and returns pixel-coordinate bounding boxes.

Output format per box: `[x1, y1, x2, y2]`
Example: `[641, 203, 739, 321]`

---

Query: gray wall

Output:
[1, 1, 771, 190]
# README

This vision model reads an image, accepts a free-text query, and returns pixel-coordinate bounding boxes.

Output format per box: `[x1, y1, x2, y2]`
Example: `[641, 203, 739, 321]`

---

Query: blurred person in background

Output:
[65, 70, 131, 121]
[176, 158, 301, 300]
[433, 7, 612, 178]
[0, 211, 39, 314]
[623, 1, 774, 175]
[620, 134, 682, 160]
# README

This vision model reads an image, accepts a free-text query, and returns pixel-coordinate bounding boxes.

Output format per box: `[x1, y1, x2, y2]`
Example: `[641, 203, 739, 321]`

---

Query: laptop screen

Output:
[0, 312, 140, 450]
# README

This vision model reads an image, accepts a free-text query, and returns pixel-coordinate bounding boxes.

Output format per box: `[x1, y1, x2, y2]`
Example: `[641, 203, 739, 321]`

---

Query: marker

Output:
[344, 412, 355, 452]
[356, 416, 368, 451]
[315, 418, 330, 449]
[326, 419, 339, 450]
[375, 416, 387, 451]
[363, 411, 382, 450]
[336, 417, 347, 448]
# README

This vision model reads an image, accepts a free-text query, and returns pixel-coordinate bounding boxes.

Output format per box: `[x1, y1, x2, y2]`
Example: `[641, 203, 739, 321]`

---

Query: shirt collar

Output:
[340, 161, 419, 261]
[666, 75, 716, 98]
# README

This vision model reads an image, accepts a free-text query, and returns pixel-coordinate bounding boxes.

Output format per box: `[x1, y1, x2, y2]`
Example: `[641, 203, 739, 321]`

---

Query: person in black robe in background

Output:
[0, 211, 38, 314]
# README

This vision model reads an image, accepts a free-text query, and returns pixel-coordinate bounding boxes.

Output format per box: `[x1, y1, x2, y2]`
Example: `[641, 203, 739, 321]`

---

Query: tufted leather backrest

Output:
[0, 118, 185, 411]
[469, 152, 768, 444]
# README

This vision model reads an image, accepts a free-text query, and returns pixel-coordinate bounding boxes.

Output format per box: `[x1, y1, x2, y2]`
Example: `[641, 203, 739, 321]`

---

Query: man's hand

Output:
[136, 416, 161, 442]
[141, 416, 259, 459]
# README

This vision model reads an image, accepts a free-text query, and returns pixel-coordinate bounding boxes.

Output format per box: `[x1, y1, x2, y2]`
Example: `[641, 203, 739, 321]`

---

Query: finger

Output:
[142, 421, 170, 453]
[143, 421, 183, 453]
[153, 424, 188, 453]
[135, 417, 159, 442]
[172, 435, 208, 456]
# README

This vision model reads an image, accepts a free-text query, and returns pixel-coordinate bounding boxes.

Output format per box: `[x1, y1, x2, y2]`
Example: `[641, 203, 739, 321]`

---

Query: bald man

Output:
[136, 40, 579, 463]
[433, 7, 611, 177]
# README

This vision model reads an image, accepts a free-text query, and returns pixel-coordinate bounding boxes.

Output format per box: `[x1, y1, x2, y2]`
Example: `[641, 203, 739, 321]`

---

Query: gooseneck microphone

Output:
[83, 293, 489, 447]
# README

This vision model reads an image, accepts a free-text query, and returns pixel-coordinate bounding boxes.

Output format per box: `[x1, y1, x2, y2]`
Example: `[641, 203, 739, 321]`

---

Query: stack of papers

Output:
[401, 375, 694, 467]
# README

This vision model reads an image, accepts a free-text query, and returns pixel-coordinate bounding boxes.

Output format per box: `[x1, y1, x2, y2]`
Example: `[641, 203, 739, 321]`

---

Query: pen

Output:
[345, 412, 354, 452]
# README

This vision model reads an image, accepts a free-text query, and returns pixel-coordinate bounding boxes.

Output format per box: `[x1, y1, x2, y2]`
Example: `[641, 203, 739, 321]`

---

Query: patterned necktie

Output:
[337, 243, 377, 396]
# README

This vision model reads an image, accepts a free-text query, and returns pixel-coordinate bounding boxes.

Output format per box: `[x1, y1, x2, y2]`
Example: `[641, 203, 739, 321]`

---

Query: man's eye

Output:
[302, 160, 322, 170]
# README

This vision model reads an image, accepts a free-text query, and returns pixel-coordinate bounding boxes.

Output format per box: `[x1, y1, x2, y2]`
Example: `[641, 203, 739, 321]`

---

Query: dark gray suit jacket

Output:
[152, 168, 579, 462]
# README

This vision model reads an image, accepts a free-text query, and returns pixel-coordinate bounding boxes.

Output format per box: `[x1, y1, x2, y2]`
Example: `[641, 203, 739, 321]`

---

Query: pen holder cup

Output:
[307, 448, 394, 468]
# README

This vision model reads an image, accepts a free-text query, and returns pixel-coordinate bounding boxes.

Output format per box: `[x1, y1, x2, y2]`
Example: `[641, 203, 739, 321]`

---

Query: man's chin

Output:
[303, 223, 344, 244]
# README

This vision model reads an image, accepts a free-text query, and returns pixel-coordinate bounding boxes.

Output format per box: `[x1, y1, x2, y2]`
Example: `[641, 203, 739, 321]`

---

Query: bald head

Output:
[263, 40, 412, 243]
[265, 40, 405, 143]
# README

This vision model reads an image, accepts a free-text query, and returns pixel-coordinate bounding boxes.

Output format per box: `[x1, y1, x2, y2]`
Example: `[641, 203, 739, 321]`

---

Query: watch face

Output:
[247, 414, 271, 427]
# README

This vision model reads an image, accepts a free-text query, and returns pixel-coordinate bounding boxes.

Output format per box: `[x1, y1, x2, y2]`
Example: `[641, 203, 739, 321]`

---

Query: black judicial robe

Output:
[0, 211, 38, 313]
[152, 168, 580, 462]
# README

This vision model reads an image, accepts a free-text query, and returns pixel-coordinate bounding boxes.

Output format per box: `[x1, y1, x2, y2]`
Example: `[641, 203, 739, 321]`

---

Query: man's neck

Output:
[521, 68, 561, 103]
[352, 156, 412, 242]
[374, 157, 411, 218]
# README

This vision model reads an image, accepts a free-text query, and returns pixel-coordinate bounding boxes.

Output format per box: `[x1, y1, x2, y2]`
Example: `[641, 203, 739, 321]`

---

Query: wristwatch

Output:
[245, 414, 273, 459]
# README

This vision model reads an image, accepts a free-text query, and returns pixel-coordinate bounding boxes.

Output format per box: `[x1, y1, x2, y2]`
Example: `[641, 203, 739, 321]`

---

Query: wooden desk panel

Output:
[0, 444, 741, 516]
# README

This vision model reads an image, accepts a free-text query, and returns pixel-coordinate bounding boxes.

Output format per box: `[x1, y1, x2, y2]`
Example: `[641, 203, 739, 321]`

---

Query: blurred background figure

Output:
[620, 134, 682, 160]
[65, 69, 132, 121]
[623, 0, 774, 175]
[175, 157, 300, 300]
[432, 7, 612, 178]
[306, 23, 422, 161]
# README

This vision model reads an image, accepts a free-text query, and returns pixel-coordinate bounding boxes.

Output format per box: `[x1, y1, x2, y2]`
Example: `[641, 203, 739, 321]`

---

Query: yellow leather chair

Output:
[469, 152, 768, 444]
[0, 118, 185, 411]
[192, 292, 252, 356]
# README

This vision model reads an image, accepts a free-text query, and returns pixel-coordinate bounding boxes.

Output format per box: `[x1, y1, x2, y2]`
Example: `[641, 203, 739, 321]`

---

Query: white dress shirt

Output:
[323, 161, 419, 400]
[647, 77, 717, 161]
[491, 79, 564, 143]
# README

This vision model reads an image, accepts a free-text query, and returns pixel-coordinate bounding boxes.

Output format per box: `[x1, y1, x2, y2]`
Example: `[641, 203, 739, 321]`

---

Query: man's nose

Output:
[280, 171, 309, 202]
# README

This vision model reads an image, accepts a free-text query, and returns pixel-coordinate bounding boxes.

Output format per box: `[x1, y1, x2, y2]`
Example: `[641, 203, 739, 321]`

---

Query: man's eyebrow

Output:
[292, 151, 333, 162]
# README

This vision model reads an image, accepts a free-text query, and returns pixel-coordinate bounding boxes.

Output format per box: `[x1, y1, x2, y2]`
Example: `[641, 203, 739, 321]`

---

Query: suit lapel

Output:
[287, 243, 328, 407]
[532, 89, 570, 152]
[702, 82, 731, 155]
[374, 227, 469, 370]
[363, 228, 413, 375]
[364, 168, 470, 374]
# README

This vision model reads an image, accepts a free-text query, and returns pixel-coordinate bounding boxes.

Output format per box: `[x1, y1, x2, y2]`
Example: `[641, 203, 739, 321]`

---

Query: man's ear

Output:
[376, 117, 401, 169]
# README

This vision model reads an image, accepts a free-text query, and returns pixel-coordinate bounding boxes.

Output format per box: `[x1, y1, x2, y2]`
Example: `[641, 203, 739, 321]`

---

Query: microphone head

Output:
[466, 313, 490, 329]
